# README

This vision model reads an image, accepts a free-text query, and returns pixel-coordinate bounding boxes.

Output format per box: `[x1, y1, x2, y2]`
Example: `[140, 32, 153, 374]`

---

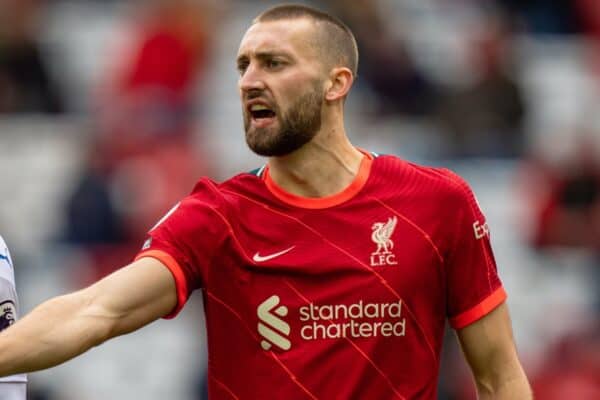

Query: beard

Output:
[244, 81, 324, 157]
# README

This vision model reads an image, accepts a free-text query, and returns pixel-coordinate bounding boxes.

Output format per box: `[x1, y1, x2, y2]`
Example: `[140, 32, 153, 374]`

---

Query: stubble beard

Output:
[244, 82, 324, 157]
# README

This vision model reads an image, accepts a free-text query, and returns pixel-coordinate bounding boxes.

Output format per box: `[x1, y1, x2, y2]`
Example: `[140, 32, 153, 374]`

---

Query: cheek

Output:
[271, 70, 324, 109]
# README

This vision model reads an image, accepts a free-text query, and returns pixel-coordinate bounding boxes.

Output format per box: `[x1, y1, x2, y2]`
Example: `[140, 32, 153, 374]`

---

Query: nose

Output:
[238, 62, 266, 93]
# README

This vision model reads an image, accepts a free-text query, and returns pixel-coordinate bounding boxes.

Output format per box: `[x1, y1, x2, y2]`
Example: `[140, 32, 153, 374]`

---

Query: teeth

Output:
[250, 104, 270, 111]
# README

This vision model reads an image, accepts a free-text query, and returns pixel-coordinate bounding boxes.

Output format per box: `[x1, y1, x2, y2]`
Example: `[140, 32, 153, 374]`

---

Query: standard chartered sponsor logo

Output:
[257, 296, 406, 351]
[299, 300, 406, 340]
[257, 295, 291, 351]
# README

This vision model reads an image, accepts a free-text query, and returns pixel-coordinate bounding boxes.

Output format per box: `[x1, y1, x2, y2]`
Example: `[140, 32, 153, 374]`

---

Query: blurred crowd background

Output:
[0, 0, 599, 399]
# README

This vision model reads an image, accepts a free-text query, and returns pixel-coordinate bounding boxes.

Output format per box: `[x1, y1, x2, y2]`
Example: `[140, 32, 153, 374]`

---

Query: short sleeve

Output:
[0, 235, 18, 324]
[0, 236, 27, 386]
[0, 278, 18, 320]
[444, 174, 506, 329]
[0, 236, 19, 338]
[134, 180, 229, 318]
[0, 236, 15, 285]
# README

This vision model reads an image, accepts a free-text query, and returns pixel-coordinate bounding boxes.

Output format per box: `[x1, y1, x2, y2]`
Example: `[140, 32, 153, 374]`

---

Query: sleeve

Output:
[0, 384, 26, 399]
[0, 237, 27, 388]
[443, 174, 506, 330]
[0, 278, 18, 332]
[134, 182, 229, 319]
[0, 236, 18, 328]
[0, 236, 15, 286]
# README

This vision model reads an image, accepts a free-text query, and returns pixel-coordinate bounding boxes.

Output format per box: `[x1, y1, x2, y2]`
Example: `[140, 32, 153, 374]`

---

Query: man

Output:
[0, 4, 531, 399]
[0, 236, 27, 399]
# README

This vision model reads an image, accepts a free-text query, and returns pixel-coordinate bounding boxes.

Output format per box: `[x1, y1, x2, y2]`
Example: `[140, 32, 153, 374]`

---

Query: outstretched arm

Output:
[456, 303, 532, 399]
[0, 257, 176, 376]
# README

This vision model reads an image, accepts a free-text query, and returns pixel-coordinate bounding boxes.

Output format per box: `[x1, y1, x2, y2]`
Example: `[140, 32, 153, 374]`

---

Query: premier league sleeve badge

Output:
[0, 300, 16, 331]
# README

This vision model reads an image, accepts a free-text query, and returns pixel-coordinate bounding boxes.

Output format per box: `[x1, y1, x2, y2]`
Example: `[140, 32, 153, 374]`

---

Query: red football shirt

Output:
[136, 152, 506, 400]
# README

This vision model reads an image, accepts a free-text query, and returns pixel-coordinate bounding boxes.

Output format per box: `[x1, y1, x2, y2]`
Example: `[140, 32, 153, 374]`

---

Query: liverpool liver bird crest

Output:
[371, 216, 398, 254]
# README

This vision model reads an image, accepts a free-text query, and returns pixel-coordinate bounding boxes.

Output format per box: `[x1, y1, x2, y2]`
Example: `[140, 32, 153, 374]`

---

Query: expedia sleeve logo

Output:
[0, 300, 16, 331]
[473, 220, 489, 240]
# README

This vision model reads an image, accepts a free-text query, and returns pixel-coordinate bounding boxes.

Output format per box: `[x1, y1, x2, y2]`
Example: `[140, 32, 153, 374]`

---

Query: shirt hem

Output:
[450, 286, 507, 329]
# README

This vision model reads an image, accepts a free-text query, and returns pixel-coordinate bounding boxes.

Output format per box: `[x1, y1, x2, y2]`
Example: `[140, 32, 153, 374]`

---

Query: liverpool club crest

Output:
[370, 216, 398, 266]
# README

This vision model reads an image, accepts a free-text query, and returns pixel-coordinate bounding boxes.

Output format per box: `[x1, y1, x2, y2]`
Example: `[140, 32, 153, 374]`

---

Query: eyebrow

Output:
[236, 50, 290, 65]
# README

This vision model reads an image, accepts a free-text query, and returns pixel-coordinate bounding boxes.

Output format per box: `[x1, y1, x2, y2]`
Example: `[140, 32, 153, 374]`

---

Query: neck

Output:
[267, 124, 364, 198]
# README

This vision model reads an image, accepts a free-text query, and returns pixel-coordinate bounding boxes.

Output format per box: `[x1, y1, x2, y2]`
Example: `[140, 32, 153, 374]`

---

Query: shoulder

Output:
[0, 235, 15, 296]
[177, 172, 264, 213]
[187, 171, 263, 202]
[153, 171, 264, 229]
[0, 236, 13, 270]
[218, 169, 265, 193]
[0, 236, 7, 254]
[374, 155, 474, 199]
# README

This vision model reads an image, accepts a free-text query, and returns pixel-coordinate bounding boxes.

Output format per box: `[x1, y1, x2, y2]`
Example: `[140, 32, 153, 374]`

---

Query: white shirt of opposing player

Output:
[0, 235, 27, 400]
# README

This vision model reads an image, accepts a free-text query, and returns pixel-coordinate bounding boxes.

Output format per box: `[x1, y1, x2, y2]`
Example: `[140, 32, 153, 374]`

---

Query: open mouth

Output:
[249, 104, 276, 125]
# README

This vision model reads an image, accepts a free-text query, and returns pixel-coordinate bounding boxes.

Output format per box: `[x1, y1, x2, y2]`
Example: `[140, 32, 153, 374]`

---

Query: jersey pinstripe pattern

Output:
[136, 152, 505, 399]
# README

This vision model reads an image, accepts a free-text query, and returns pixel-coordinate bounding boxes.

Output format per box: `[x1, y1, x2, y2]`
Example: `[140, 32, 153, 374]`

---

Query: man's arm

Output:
[0, 257, 176, 377]
[456, 302, 532, 399]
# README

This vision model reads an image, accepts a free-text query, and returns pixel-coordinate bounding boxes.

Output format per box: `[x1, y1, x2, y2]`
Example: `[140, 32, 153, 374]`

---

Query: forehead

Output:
[237, 19, 318, 59]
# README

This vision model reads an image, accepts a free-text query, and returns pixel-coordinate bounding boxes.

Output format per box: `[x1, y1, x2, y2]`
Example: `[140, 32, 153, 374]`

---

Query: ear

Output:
[324, 67, 354, 102]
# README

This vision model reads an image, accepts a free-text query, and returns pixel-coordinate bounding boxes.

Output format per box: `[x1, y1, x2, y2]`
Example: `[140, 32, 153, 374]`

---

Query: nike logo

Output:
[253, 246, 295, 263]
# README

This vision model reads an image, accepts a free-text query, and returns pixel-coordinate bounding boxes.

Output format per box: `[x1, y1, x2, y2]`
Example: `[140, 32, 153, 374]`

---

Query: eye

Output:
[265, 59, 283, 69]
[237, 60, 249, 75]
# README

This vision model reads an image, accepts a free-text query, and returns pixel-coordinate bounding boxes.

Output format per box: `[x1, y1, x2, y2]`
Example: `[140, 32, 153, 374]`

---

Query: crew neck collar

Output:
[262, 150, 374, 209]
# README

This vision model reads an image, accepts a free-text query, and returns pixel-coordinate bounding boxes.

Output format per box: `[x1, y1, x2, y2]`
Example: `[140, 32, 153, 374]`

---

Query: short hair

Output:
[253, 4, 359, 78]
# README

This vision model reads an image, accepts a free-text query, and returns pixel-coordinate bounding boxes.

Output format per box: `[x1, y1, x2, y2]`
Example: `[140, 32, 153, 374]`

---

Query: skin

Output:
[237, 19, 363, 198]
[242, 77, 324, 157]
[457, 304, 532, 399]
[0, 18, 531, 399]
[0, 257, 175, 375]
